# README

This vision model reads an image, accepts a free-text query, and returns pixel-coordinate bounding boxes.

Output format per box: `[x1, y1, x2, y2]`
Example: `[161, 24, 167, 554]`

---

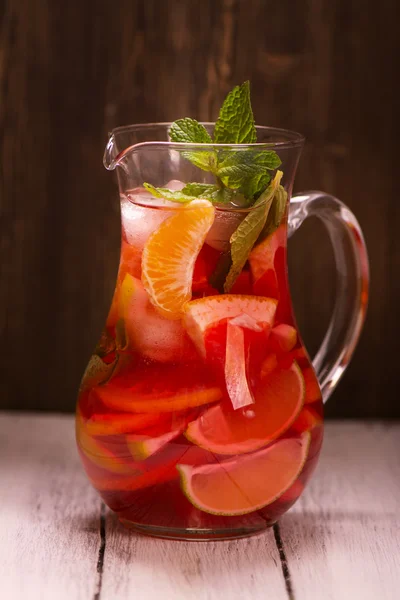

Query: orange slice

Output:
[76, 410, 134, 474]
[183, 295, 277, 357]
[94, 363, 222, 413]
[89, 444, 220, 492]
[185, 361, 305, 454]
[96, 386, 221, 414]
[178, 432, 310, 515]
[141, 199, 215, 319]
[82, 410, 162, 436]
[89, 459, 178, 492]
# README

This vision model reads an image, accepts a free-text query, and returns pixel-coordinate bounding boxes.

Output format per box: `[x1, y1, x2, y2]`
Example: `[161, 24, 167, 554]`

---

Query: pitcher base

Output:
[118, 519, 276, 541]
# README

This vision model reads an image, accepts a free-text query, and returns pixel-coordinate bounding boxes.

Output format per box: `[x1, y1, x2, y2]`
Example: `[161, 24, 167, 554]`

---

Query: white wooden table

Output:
[1, 414, 399, 600]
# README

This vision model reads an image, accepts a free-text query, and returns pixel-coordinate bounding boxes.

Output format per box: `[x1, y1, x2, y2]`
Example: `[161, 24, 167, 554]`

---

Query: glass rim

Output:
[110, 121, 305, 149]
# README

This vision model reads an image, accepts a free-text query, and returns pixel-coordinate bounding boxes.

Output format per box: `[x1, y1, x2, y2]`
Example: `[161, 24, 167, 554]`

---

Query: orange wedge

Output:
[141, 199, 215, 319]
[178, 432, 310, 515]
[185, 361, 305, 454]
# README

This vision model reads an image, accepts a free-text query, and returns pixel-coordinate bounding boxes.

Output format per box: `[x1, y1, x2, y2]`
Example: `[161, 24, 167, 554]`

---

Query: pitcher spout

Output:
[103, 133, 118, 170]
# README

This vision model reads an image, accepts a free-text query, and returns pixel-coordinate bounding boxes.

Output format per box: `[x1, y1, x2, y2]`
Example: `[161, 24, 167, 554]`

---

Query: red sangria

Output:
[76, 82, 368, 539]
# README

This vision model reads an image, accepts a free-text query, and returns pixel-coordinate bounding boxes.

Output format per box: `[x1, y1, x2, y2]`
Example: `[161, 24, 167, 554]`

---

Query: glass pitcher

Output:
[76, 124, 369, 540]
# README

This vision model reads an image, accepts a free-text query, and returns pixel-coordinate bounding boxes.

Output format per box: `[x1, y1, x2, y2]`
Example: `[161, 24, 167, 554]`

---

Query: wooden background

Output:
[0, 0, 398, 417]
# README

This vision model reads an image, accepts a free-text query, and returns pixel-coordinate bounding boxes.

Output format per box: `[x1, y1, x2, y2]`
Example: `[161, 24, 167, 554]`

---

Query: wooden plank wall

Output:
[0, 0, 398, 416]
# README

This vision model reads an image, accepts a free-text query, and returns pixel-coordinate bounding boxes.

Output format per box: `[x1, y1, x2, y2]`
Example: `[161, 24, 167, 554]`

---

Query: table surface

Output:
[1, 414, 399, 600]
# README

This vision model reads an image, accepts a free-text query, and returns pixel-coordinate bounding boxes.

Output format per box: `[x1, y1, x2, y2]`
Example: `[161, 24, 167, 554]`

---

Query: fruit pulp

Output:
[76, 189, 324, 539]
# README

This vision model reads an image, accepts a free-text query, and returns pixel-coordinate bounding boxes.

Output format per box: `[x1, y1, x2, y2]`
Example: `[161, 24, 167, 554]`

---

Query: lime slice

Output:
[178, 432, 310, 516]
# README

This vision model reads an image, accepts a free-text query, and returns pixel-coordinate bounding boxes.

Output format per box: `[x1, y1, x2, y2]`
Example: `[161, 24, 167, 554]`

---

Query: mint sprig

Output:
[214, 81, 257, 144]
[142, 81, 288, 291]
[216, 149, 281, 197]
[224, 171, 283, 292]
[144, 82, 281, 206]
[169, 118, 217, 172]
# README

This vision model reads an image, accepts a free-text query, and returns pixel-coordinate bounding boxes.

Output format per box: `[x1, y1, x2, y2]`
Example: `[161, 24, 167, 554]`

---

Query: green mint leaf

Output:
[181, 150, 217, 172]
[170, 118, 217, 172]
[223, 171, 283, 292]
[216, 150, 281, 190]
[143, 183, 196, 203]
[240, 171, 271, 199]
[214, 81, 257, 144]
[259, 185, 288, 241]
[144, 181, 246, 206]
[210, 187, 242, 205]
[169, 118, 213, 144]
[182, 183, 235, 204]
[181, 183, 218, 197]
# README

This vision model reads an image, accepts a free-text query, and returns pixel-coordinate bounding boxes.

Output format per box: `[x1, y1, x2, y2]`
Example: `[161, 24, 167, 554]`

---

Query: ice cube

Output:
[205, 210, 245, 251]
[121, 194, 174, 250]
[125, 276, 198, 363]
[165, 179, 185, 191]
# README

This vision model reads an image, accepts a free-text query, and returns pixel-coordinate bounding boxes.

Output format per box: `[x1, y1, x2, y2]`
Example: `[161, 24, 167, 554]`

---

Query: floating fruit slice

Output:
[291, 404, 322, 434]
[120, 273, 197, 362]
[183, 295, 277, 357]
[185, 362, 305, 454]
[96, 386, 220, 414]
[178, 432, 310, 515]
[141, 199, 215, 318]
[126, 415, 188, 461]
[89, 444, 219, 492]
[250, 225, 292, 322]
[106, 240, 142, 328]
[95, 363, 222, 413]
[260, 352, 279, 379]
[302, 367, 322, 404]
[83, 410, 163, 436]
[289, 346, 308, 365]
[192, 244, 221, 293]
[249, 223, 286, 285]
[269, 324, 297, 353]
[90, 457, 178, 492]
[76, 410, 134, 474]
[224, 319, 255, 410]
[230, 270, 252, 294]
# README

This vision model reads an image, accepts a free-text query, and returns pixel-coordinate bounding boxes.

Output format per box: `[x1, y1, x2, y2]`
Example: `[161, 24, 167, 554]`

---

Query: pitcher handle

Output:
[288, 192, 369, 403]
